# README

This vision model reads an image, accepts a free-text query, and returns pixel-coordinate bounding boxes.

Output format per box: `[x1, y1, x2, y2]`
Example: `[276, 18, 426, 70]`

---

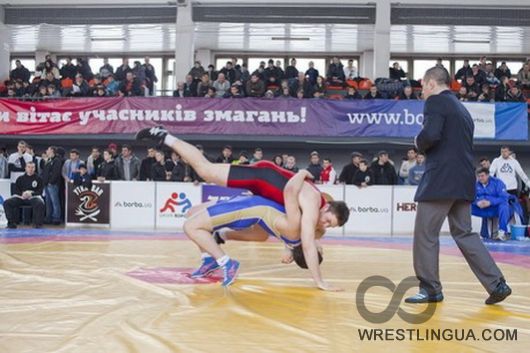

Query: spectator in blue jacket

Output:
[471, 168, 515, 240]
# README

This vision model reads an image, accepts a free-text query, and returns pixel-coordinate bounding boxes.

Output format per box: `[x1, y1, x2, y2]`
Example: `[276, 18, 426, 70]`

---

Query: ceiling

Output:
[6, 22, 530, 55]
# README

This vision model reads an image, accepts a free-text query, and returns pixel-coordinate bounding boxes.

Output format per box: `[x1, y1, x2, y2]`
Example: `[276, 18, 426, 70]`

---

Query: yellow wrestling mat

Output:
[0, 232, 529, 353]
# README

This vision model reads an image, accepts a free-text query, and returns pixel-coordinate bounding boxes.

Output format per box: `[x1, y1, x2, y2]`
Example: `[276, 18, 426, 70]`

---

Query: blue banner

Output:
[201, 184, 250, 203]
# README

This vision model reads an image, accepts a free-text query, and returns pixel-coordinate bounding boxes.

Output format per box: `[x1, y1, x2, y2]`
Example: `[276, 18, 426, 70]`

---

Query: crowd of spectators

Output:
[1, 55, 528, 102]
[2, 55, 158, 99]
[3, 141, 530, 232]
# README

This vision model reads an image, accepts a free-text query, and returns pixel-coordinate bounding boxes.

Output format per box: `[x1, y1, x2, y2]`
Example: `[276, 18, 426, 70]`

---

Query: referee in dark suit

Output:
[405, 66, 511, 305]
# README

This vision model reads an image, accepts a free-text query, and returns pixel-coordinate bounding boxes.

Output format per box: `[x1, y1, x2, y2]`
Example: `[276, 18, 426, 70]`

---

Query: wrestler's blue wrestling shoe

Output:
[222, 259, 240, 287]
[190, 256, 220, 278]
[404, 288, 444, 303]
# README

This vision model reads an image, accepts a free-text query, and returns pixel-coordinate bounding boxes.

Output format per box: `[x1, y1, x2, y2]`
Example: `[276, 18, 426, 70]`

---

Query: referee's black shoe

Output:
[485, 278, 512, 305]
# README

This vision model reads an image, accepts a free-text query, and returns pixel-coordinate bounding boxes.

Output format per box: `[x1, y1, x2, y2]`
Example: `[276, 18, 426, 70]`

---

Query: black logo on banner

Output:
[67, 183, 110, 224]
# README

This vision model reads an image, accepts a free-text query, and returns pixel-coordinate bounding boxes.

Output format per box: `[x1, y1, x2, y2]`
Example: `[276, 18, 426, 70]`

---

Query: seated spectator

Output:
[344, 59, 358, 81]
[105, 75, 119, 96]
[99, 58, 114, 79]
[251, 61, 267, 81]
[320, 158, 337, 185]
[205, 86, 217, 98]
[76, 58, 94, 81]
[264, 59, 283, 84]
[455, 59, 472, 81]
[250, 148, 263, 163]
[69, 74, 90, 97]
[3, 162, 44, 229]
[97, 149, 118, 181]
[290, 72, 311, 98]
[399, 148, 417, 184]
[471, 64, 486, 86]
[184, 75, 197, 97]
[46, 84, 61, 98]
[352, 160, 374, 187]
[94, 85, 107, 97]
[41, 59, 60, 80]
[118, 72, 143, 97]
[371, 151, 397, 185]
[42, 71, 61, 89]
[389, 62, 407, 81]
[306, 151, 323, 182]
[264, 90, 275, 99]
[219, 61, 237, 84]
[277, 86, 291, 99]
[344, 86, 362, 100]
[462, 76, 480, 101]
[216, 145, 234, 164]
[295, 89, 305, 99]
[305, 61, 319, 86]
[472, 168, 523, 240]
[14, 80, 27, 97]
[151, 150, 169, 181]
[339, 152, 362, 184]
[60, 57, 78, 80]
[10, 60, 31, 83]
[457, 86, 469, 102]
[327, 57, 345, 84]
[408, 153, 426, 186]
[364, 85, 382, 99]
[246, 74, 265, 97]
[494, 76, 510, 102]
[206, 64, 218, 82]
[494, 61, 511, 80]
[189, 61, 205, 82]
[115, 58, 132, 82]
[197, 73, 211, 97]
[33, 85, 48, 98]
[517, 63, 530, 88]
[224, 84, 244, 98]
[285, 58, 299, 80]
[312, 76, 327, 99]
[213, 73, 230, 97]
[272, 155, 284, 168]
[284, 155, 298, 173]
[478, 84, 494, 103]
[398, 86, 418, 100]
[506, 84, 526, 102]
[232, 151, 250, 165]
[72, 164, 92, 188]
[173, 82, 191, 97]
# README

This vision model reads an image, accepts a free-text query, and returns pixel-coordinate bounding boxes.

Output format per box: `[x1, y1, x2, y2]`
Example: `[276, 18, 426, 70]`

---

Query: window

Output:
[503, 61, 524, 77]
[10, 58, 36, 72]
[413, 59, 450, 80]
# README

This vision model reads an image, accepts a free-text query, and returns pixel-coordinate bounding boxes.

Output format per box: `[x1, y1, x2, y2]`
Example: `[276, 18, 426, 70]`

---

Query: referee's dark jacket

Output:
[414, 90, 476, 202]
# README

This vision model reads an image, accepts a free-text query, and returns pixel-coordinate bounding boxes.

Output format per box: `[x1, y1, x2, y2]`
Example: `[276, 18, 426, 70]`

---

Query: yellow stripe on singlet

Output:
[210, 205, 284, 238]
